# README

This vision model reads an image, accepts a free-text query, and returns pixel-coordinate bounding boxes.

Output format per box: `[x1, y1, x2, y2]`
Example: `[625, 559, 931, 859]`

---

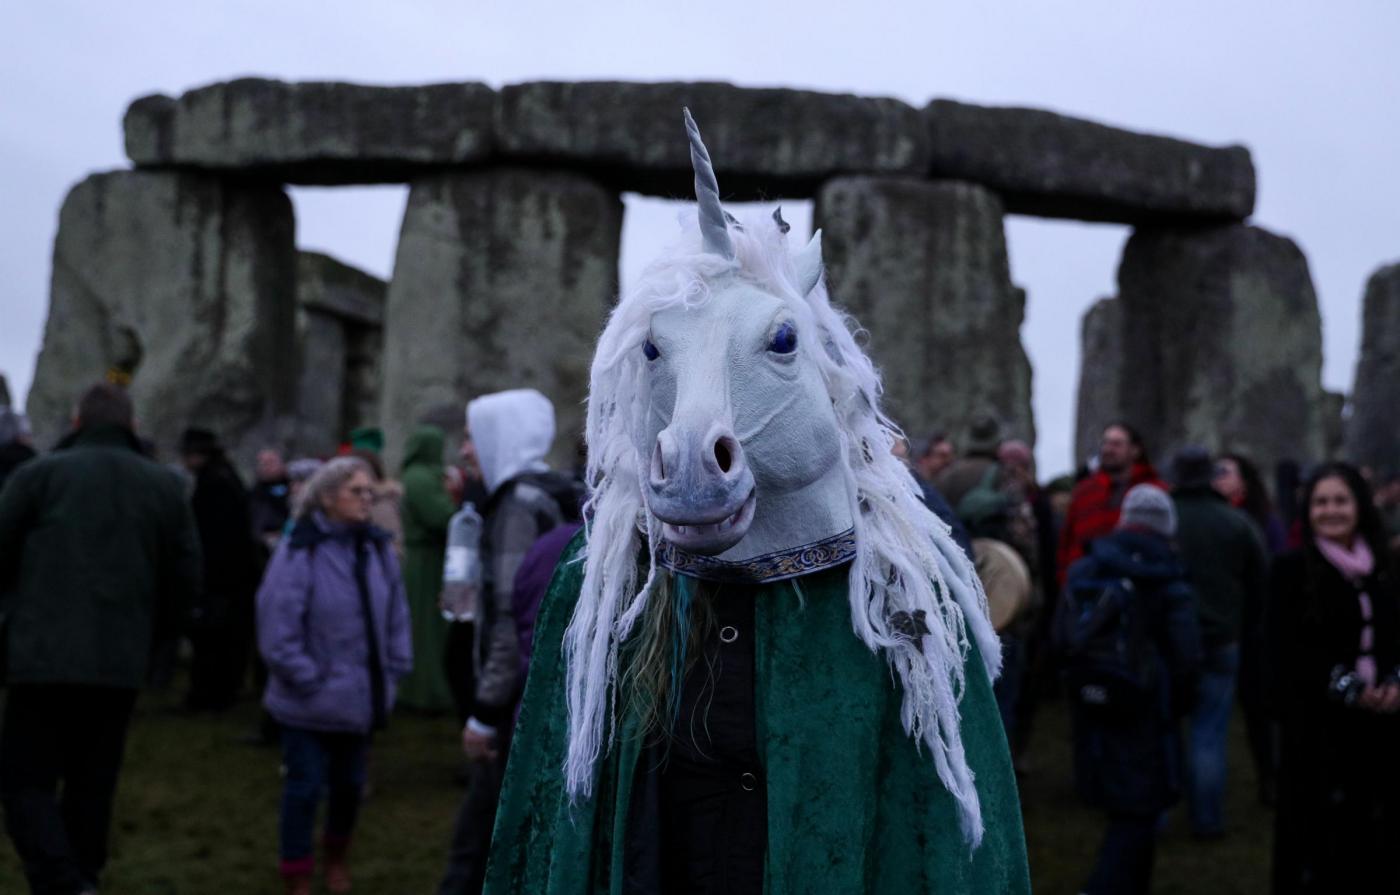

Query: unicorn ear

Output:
[794, 230, 824, 296]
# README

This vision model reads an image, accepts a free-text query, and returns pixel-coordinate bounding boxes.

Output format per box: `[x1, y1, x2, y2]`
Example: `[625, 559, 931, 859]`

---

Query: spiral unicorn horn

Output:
[682, 107, 735, 260]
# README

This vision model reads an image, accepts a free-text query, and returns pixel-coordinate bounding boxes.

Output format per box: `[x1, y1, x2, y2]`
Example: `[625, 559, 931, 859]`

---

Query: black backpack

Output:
[1054, 572, 1161, 714]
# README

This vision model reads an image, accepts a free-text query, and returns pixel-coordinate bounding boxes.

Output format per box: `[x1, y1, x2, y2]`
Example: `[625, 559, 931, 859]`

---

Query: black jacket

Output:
[0, 425, 202, 687]
[1173, 485, 1268, 648]
[1268, 547, 1400, 892]
[188, 456, 259, 630]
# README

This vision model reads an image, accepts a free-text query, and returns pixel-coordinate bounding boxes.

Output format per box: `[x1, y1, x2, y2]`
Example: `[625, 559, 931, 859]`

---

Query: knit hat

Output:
[1118, 484, 1176, 537]
[964, 413, 1003, 456]
[179, 427, 222, 456]
[1171, 446, 1214, 490]
[349, 426, 384, 454]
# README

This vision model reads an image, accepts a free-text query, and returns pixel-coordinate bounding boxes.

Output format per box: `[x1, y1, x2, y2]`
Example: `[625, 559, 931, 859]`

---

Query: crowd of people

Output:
[906, 419, 1400, 894]
[0, 377, 1396, 894]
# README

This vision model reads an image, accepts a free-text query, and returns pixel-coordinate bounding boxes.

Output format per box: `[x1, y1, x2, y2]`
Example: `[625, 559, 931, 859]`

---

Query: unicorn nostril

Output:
[714, 436, 736, 474]
[652, 438, 668, 483]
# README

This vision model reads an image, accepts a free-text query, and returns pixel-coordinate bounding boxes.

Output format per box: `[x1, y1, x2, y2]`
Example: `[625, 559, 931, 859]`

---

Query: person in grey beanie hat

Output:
[1061, 479, 1201, 895]
[1119, 484, 1178, 538]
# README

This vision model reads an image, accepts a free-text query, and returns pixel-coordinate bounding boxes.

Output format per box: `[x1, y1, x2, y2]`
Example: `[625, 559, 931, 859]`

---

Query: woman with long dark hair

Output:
[1214, 452, 1285, 804]
[1269, 462, 1400, 892]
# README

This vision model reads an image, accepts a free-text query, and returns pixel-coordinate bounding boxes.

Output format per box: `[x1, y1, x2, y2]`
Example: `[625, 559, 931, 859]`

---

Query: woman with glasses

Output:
[257, 456, 412, 895]
[1269, 462, 1400, 893]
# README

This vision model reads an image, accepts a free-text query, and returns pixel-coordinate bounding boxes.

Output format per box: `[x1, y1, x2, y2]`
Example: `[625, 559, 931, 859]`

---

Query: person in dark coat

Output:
[1268, 462, 1400, 893]
[1170, 446, 1268, 837]
[249, 447, 292, 553]
[0, 407, 36, 491]
[0, 383, 202, 895]
[258, 455, 412, 895]
[1214, 451, 1287, 805]
[181, 427, 261, 711]
[1064, 485, 1202, 895]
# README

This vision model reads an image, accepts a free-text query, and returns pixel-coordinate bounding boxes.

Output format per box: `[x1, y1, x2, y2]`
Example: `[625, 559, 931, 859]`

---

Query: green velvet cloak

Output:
[484, 537, 1031, 894]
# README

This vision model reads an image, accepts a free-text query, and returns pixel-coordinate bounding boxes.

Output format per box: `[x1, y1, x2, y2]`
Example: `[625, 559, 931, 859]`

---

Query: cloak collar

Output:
[657, 527, 857, 584]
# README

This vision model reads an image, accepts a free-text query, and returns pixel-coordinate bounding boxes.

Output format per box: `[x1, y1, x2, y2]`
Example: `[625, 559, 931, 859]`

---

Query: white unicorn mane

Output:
[563, 208, 1002, 845]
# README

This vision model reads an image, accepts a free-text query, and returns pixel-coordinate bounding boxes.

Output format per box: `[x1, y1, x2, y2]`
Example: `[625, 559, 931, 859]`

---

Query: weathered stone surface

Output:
[125, 78, 495, 184]
[498, 81, 927, 199]
[296, 311, 348, 457]
[1345, 263, 1400, 471]
[28, 171, 297, 467]
[294, 252, 387, 455]
[1115, 224, 1325, 475]
[380, 168, 622, 470]
[298, 251, 386, 327]
[815, 177, 1034, 449]
[1075, 297, 1125, 467]
[925, 99, 1256, 224]
[1322, 390, 1346, 462]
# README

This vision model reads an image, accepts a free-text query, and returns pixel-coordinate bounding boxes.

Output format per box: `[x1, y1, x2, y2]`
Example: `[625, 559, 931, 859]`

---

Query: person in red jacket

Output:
[1057, 422, 1166, 585]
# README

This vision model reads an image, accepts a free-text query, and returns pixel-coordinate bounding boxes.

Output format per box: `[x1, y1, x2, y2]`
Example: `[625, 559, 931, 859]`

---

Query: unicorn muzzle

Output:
[647, 425, 756, 555]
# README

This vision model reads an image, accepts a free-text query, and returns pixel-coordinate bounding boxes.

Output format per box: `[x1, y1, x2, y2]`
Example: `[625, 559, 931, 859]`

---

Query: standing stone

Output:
[1075, 297, 1125, 467]
[815, 177, 1034, 449]
[296, 311, 348, 457]
[27, 171, 296, 467]
[1346, 263, 1400, 471]
[295, 252, 387, 455]
[380, 168, 622, 470]
[1116, 224, 1325, 475]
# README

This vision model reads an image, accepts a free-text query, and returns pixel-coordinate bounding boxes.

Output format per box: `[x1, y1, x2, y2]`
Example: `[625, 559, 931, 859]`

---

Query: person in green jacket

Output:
[397, 425, 458, 713]
[0, 382, 202, 895]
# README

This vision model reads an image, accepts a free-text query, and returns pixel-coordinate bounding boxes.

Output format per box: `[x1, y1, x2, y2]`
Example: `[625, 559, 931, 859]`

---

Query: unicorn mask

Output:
[565, 109, 1002, 844]
[637, 112, 854, 578]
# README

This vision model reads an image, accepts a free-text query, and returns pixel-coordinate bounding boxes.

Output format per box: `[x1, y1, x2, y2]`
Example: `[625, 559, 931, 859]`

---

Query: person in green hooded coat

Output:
[479, 110, 1028, 894]
[397, 425, 457, 713]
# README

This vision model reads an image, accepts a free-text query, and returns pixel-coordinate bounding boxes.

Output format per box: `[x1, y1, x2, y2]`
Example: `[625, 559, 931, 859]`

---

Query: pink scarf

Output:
[1315, 536, 1378, 686]
[1315, 535, 1374, 581]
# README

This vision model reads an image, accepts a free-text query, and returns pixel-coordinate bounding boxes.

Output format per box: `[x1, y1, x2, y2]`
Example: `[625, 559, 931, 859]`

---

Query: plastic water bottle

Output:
[441, 502, 483, 622]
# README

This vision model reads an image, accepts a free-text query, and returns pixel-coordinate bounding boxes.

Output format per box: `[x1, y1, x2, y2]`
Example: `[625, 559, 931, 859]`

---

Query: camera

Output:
[1328, 665, 1367, 707]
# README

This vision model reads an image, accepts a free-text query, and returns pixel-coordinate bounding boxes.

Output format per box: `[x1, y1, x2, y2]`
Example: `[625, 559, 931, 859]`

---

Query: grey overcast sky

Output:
[3, 2, 1397, 475]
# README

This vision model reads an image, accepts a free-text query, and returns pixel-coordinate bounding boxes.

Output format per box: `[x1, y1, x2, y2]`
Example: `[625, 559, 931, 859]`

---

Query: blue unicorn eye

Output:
[768, 322, 798, 355]
[643, 339, 660, 361]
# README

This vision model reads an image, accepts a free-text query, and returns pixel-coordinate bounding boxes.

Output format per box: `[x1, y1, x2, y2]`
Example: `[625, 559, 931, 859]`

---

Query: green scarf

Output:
[485, 535, 1030, 894]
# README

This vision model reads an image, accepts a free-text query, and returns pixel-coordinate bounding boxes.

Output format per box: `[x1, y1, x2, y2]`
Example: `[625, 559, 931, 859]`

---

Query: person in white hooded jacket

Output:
[439, 388, 582, 895]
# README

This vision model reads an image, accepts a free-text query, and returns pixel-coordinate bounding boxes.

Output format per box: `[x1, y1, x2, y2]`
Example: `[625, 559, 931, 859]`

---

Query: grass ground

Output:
[0, 686, 1272, 893]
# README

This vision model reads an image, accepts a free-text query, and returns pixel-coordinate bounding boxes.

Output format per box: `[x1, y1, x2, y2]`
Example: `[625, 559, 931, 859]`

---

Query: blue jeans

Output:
[278, 726, 369, 874]
[1187, 643, 1239, 835]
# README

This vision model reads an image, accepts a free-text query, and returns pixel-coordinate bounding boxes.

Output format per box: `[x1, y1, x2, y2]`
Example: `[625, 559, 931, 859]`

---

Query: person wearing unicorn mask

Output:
[439, 388, 583, 895]
[481, 112, 1028, 895]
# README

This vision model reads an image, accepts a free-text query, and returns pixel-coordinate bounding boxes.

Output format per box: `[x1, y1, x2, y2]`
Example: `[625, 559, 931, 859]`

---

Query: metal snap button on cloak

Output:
[719, 625, 739, 643]
[740, 772, 757, 791]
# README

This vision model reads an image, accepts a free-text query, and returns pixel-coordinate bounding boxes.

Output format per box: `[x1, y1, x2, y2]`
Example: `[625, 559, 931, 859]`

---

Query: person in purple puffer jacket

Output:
[257, 456, 412, 895]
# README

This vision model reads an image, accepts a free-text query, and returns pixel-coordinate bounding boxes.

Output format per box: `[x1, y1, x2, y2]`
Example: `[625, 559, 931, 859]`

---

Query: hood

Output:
[400, 425, 446, 474]
[1087, 528, 1185, 582]
[467, 389, 555, 495]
